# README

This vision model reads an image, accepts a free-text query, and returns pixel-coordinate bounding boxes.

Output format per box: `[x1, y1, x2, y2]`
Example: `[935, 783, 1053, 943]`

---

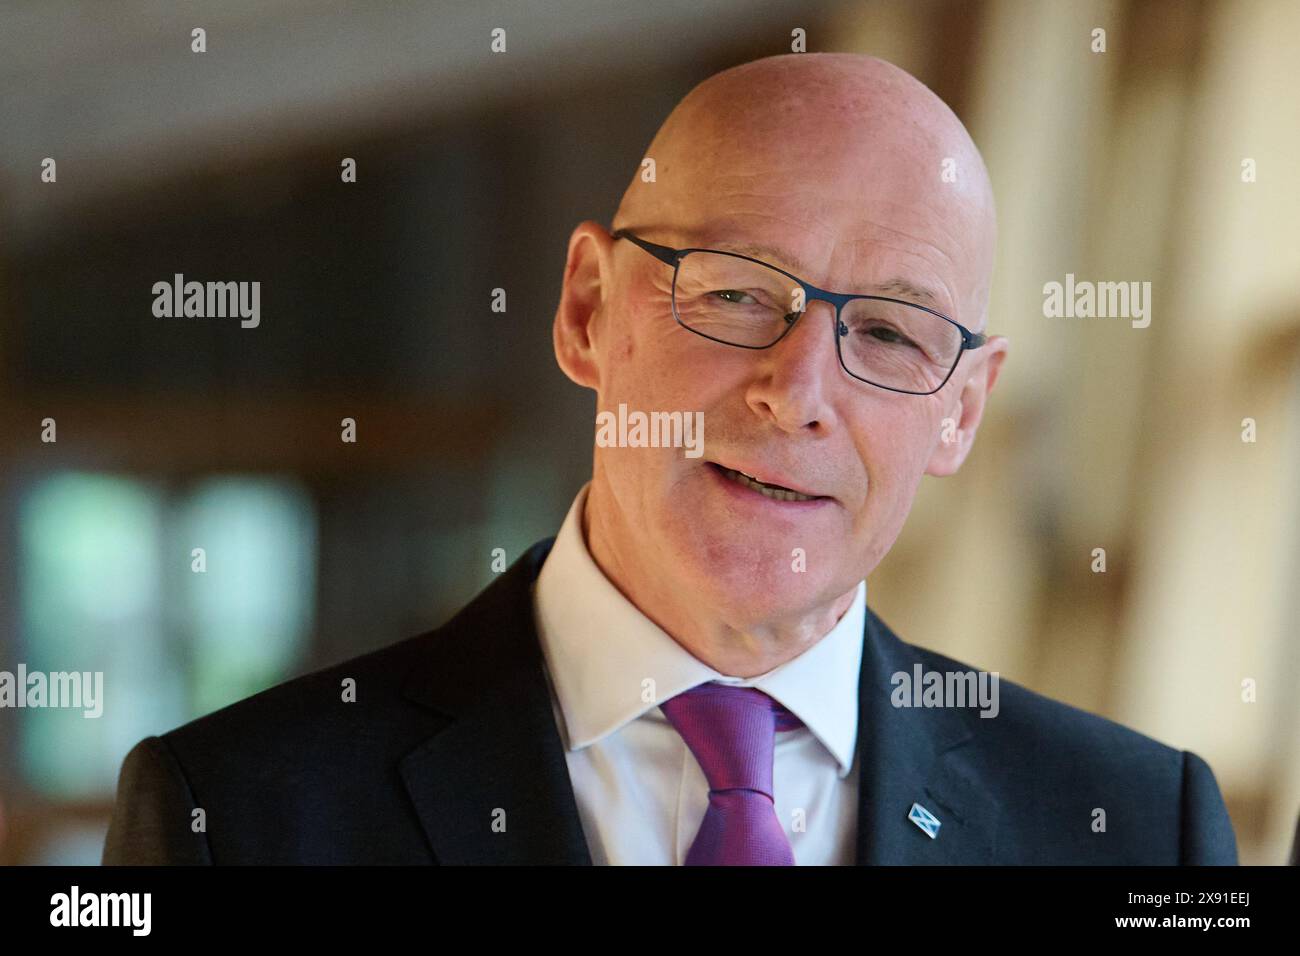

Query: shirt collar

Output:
[532, 482, 864, 778]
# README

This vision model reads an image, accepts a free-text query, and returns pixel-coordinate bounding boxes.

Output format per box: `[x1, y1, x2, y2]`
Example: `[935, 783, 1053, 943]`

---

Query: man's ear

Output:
[924, 335, 1008, 477]
[553, 221, 616, 392]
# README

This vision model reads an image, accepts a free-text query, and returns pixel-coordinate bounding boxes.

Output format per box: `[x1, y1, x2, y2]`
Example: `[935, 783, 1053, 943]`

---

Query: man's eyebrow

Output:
[719, 241, 943, 307]
[869, 277, 941, 306]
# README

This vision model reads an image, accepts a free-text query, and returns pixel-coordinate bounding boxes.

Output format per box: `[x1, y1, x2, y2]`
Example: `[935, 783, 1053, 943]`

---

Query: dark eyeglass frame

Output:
[611, 228, 988, 396]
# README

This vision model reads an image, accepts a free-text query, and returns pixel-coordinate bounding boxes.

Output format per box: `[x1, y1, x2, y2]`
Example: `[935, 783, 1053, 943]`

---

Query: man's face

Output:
[557, 57, 1004, 632]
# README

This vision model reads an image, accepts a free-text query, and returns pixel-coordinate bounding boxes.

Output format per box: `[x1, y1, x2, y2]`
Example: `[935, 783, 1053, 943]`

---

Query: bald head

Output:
[614, 52, 997, 331]
[553, 52, 1008, 671]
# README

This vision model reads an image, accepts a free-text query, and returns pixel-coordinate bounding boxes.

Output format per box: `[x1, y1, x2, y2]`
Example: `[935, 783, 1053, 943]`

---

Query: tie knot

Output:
[659, 683, 803, 796]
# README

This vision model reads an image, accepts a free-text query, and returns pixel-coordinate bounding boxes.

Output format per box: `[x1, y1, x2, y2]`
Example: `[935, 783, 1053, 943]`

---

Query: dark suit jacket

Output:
[102, 537, 1238, 864]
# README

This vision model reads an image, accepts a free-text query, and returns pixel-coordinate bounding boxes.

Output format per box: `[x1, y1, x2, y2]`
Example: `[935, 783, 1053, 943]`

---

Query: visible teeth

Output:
[719, 466, 817, 502]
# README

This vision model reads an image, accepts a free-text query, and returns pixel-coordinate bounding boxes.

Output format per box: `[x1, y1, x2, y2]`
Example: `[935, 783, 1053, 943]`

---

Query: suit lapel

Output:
[855, 606, 998, 864]
[396, 534, 996, 865]
[398, 538, 592, 865]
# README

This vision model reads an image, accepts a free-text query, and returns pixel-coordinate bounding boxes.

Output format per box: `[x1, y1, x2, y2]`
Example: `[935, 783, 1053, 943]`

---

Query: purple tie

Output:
[660, 682, 805, 866]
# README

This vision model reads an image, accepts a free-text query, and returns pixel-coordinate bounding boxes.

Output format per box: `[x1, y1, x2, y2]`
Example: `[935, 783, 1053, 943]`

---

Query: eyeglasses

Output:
[611, 229, 987, 395]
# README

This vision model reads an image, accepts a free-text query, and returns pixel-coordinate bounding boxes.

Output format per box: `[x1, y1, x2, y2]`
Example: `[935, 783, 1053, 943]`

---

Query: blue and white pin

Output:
[908, 802, 941, 839]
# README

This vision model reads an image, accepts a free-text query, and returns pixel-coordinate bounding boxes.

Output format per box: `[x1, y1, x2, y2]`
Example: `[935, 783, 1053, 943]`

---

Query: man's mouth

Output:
[708, 462, 826, 503]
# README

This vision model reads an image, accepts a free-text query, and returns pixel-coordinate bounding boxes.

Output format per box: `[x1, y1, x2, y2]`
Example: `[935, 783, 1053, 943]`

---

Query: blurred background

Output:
[1, 0, 1297, 865]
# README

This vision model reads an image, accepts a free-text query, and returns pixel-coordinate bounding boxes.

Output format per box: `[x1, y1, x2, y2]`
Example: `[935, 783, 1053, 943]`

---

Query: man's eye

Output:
[864, 325, 921, 349]
[711, 288, 757, 305]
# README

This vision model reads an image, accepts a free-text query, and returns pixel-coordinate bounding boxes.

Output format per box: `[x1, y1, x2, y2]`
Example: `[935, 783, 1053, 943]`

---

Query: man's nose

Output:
[743, 299, 841, 433]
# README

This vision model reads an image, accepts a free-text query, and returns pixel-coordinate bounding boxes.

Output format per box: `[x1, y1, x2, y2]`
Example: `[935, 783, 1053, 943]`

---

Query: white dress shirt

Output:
[531, 482, 865, 865]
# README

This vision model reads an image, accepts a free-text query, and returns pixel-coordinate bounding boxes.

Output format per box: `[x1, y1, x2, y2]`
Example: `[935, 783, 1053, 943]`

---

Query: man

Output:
[103, 53, 1237, 865]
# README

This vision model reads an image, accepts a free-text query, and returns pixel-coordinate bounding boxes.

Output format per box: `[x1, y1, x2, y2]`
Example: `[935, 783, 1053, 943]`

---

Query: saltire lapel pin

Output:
[908, 802, 941, 839]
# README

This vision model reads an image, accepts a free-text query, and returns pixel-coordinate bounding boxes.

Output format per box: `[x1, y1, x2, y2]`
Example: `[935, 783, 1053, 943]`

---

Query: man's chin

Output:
[678, 541, 839, 619]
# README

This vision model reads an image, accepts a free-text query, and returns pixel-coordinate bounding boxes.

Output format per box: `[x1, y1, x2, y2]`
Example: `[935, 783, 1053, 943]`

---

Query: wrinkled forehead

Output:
[619, 72, 995, 319]
[629, 145, 990, 321]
